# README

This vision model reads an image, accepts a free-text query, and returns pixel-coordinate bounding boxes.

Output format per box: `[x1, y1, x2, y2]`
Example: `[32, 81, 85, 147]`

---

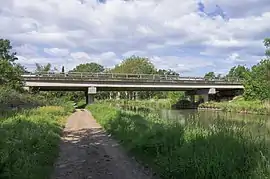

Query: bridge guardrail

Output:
[21, 72, 243, 84]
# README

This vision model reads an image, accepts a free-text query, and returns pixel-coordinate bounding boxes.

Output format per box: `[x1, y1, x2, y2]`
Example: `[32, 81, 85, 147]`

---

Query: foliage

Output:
[35, 63, 58, 73]
[100, 99, 172, 109]
[0, 105, 74, 179]
[111, 56, 156, 74]
[264, 38, 270, 56]
[244, 59, 270, 100]
[157, 69, 179, 76]
[70, 62, 104, 73]
[88, 104, 270, 179]
[204, 72, 216, 79]
[167, 91, 185, 104]
[226, 65, 249, 80]
[0, 39, 24, 90]
[199, 97, 270, 115]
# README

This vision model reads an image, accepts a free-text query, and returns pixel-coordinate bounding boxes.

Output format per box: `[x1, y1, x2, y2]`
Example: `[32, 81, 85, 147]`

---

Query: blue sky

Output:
[1, 0, 270, 76]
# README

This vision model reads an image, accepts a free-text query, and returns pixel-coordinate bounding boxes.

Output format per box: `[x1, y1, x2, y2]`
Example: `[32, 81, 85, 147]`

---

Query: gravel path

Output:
[51, 109, 158, 179]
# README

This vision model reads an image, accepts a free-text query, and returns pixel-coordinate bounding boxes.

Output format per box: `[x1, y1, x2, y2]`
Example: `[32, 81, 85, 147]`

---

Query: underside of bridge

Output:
[27, 86, 243, 106]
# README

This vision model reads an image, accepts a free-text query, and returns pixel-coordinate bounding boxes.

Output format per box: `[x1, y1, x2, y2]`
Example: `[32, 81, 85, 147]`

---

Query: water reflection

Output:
[120, 104, 270, 136]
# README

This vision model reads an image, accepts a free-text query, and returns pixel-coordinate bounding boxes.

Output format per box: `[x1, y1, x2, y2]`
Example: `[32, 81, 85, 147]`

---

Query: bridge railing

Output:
[22, 72, 243, 84]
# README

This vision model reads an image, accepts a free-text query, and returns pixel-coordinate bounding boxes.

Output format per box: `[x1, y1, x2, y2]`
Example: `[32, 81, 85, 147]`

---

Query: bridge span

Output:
[22, 72, 244, 104]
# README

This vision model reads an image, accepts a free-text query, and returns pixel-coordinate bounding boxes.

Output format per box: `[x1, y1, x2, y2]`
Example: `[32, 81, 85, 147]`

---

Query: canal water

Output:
[120, 105, 270, 136]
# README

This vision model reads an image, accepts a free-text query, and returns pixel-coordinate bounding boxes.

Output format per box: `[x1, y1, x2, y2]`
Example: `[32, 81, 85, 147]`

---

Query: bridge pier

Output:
[117, 92, 121, 100]
[190, 95, 195, 103]
[86, 87, 97, 105]
[202, 94, 209, 102]
[86, 94, 95, 104]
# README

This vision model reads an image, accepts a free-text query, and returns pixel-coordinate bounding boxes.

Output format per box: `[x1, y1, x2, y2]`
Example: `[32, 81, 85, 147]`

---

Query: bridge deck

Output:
[22, 73, 244, 91]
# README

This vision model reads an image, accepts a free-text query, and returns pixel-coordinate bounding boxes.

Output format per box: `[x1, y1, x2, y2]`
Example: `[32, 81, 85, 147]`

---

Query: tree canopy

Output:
[244, 59, 270, 100]
[264, 38, 270, 57]
[226, 65, 249, 80]
[229, 38, 270, 100]
[157, 69, 179, 76]
[35, 63, 58, 73]
[204, 72, 216, 79]
[111, 56, 156, 74]
[0, 39, 24, 90]
[71, 62, 104, 73]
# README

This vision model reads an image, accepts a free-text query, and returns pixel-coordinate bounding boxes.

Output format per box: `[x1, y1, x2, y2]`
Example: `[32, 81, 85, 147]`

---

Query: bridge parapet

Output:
[22, 72, 243, 85]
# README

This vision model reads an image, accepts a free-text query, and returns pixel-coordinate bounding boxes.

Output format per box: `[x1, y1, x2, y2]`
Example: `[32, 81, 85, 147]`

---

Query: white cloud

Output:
[1, 0, 269, 75]
[44, 48, 70, 57]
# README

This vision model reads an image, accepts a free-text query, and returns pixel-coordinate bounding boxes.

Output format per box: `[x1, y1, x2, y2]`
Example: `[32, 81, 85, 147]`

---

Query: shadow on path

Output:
[51, 110, 158, 179]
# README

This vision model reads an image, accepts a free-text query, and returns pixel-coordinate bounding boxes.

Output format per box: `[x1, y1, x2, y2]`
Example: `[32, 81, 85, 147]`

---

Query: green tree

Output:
[157, 69, 179, 76]
[168, 91, 185, 104]
[111, 56, 156, 74]
[35, 63, 57, 73]
[204, 72, 216, 80]
[264, 38, 270, 57]
[71, 63, 104, 73]
[226, 65, 249, 80]
[244, 59, 270, 100]
[244, 38, 270, 100]
[0, 39, 24, 90]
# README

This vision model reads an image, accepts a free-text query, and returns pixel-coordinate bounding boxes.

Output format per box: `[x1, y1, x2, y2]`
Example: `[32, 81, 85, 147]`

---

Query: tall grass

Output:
[199, 99, 270, 115]
[88, 104, 270, 179]
[0, 104, 74, 179]
[99, 99, 172, 109]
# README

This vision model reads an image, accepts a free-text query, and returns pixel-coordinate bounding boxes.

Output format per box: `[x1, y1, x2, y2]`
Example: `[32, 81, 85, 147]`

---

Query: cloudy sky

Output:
[1, 0, 270, 76]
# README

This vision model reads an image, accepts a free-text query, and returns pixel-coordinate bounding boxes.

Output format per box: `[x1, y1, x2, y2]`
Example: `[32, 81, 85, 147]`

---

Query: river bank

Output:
[87, 103, 270, 179]
[100, 99, 172, 109]
[199, 99, 270, 115]
[0, 104, 74, 179]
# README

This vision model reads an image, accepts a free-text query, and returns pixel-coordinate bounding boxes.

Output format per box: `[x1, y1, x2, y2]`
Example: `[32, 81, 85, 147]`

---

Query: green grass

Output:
[98, 99, 172, 109]
[87, 104, 270, 179]
[0, 104, 74, 179]
[199, 98, 270, 115]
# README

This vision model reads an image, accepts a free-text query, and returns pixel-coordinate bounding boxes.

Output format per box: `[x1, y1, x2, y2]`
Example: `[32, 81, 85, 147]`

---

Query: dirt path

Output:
[51, 109, 158, 179]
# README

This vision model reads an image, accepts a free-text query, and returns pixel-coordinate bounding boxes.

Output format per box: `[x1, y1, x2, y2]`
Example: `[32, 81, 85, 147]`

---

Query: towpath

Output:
[51, 109, 158, 179]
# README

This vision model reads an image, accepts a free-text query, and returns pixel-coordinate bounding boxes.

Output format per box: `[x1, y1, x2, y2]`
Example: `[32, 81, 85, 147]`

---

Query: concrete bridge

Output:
[22, 72, 244, 104]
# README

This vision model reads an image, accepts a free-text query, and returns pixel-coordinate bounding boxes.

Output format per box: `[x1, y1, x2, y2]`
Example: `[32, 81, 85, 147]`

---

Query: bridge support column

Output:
[86, 86, 97, 105]
[125, 91, 128, 99]
[109, 92, 113, 100]
[117, 92, 121, 100]
[202, 94, 209, 103]
[87, 94, 95, 104]
[190, 95, 195, 103]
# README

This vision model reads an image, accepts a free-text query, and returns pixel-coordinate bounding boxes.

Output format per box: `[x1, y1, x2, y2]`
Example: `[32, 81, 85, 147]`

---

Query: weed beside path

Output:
[88, 104, 270, 179]
[0, 104, 73, 179]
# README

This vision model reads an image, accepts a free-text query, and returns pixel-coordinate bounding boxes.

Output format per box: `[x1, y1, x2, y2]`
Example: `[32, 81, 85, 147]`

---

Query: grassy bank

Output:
[98, 99, 172, 109]
[199, 98, 270, 115]
[88, 104, 270, 179]
[0, 104, 74, 179]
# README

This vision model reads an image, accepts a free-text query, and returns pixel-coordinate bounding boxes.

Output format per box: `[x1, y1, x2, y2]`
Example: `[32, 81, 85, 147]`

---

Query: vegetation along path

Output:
[51, 109, 157, 179]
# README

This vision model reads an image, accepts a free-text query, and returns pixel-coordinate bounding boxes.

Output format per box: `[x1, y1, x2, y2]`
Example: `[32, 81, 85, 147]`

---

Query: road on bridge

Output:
[51, 110, 158, 179]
